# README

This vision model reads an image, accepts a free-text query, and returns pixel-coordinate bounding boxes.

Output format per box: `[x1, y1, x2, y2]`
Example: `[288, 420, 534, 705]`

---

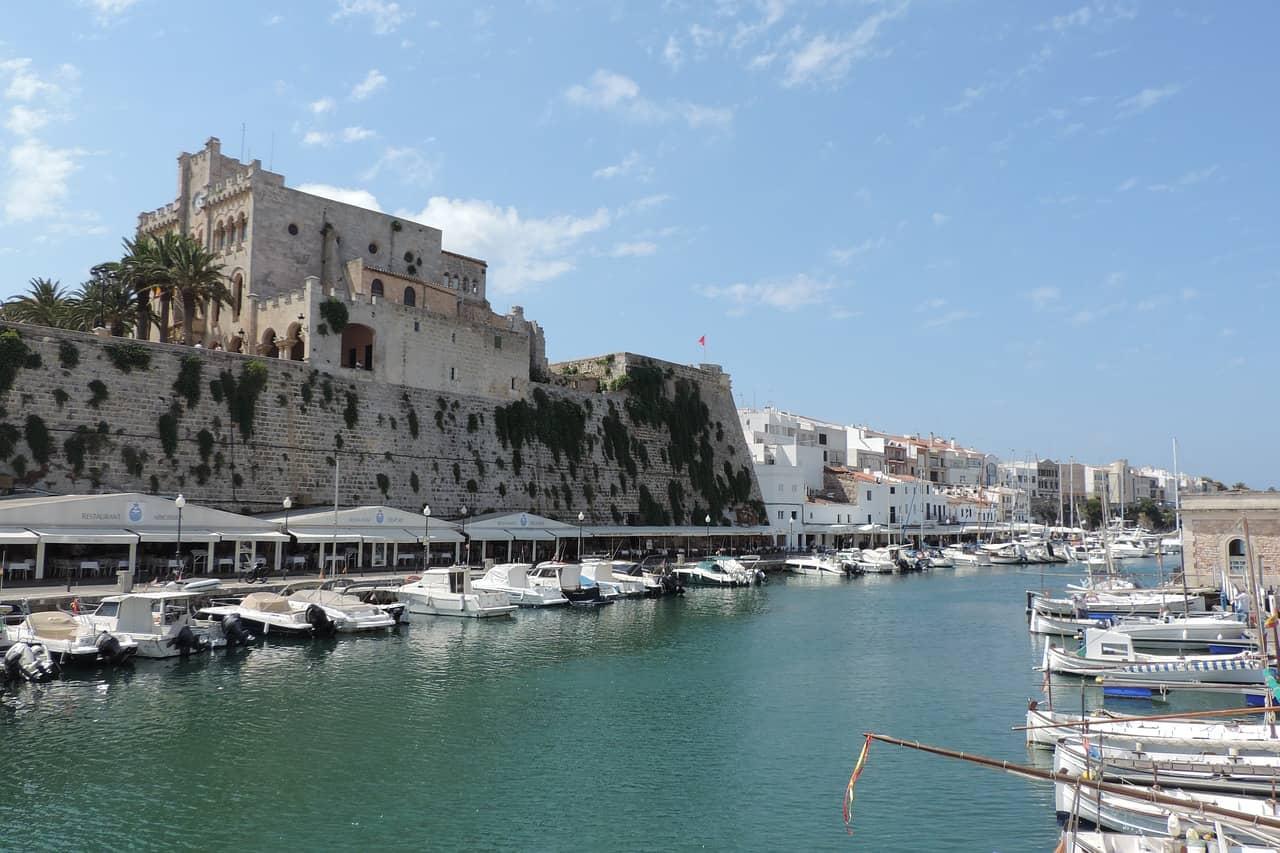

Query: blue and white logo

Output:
[519, 512, 529, 527]
[128, 502, 143, 523]
[375, 510, 385, 525]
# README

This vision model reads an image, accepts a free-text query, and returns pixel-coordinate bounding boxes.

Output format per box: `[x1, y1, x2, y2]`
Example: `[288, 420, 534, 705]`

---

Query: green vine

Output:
[88, 379, 108, 409]
[319, 298, 349, 335]
[122, 445, 147, 478]
[0, 330, 36, 395]
[23, 414, 52, 465]
[158, 405, 180, 458]
[343, 391, 359, 429]
[53, 388, 69, 407]
[174, 355, 202, 408]
[104, 342, 152, 373]
[63, 426, 106, 477]
[493, 387, 587, 466]
[377, 473, 390, 497]
[58, 340, 79, 369]
[0, 422, 19, 459]
[409, 471, 420, 493]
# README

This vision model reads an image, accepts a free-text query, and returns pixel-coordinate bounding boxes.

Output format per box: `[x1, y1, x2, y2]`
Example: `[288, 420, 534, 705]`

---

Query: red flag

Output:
[697, 335, 706, 347]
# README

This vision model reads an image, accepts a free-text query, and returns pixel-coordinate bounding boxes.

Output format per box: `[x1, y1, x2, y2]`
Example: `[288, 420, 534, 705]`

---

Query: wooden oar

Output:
[1015, 703, 1275, 732]
[863, 732, 1280, 833]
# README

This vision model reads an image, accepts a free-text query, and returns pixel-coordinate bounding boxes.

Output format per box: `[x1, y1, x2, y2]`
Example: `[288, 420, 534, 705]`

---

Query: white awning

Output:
[131, 527, 222, 543]
[461, 526, 512, 542]
[218, 528, 290, 543]
[356, 527, 421, 544]
[31, 527, 139, 545]
[417, 528, 465, 544]
[288, 527, 366, 543]
[0, 527, 38, 544]
[508, 528, 556, 541]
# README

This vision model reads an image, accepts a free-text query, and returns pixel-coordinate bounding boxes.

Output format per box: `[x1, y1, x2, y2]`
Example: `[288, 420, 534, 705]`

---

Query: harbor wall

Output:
[0, 323, 764, 524]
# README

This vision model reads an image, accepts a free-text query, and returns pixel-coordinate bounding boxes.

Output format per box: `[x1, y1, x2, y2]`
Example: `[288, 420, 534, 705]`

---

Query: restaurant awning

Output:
[417, 528, 465, 544]
[0, 527, 38, 544]
[30, 527, 140, 545]
[217, 528, 290, 543]
[131, 527, 222, 543]
[288, 527, 367, 543]
[355, 527, 422, 544]
[508, 528, 556, 541]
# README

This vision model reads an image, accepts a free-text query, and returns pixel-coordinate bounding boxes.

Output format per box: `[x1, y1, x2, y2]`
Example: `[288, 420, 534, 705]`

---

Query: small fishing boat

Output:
[397, 568, 516, 619]
[1056, 735, 1280, 797]
[1057, 829, 1276, 853]
[85, 591, 227, 658]
[1044, 629, 1265, 685]
[474, 563, 568, 607]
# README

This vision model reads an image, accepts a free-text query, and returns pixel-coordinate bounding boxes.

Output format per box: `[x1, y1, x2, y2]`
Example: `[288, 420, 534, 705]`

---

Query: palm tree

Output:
[163, 235, 228, 346]
[118, 234, 178, 342]
[1, 277, 75, 328]
[69, 265, 139, 336]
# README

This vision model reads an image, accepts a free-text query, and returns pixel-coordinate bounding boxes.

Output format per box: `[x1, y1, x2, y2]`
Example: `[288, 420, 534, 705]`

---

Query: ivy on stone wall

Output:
[122, 445, 147, 478]
[196, 429, 214, 463]
[87, 380, 108, 409]
[319, 298, 349, 335]
[637, 484, 669, 526]
[58, 340, 79, 370]
[409, 471, 420, 493]
[493, 387, 588, 466]
[343, 391, 359, 429]
[63, 426, 107, 477]
[377, 473, 390, 497]
[0, 330, 38, 396]
[158, 405, 180, 458]
[174, 356, 202, 408]
[23, 414, 52, 465]
[104, 343, 151, 373]
[53, 388, 69, 407]
[217, 360, 269, 441]
[0, 423, 19, 459]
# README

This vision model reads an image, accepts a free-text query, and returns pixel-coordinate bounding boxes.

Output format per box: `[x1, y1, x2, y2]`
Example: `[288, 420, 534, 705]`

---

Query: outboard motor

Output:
[95, 632, 132, 666]
[220, 614, 255, 647]
[754, 569, 767, 585]
[305, 604, 336, 637]
[165, 625, 206, 657]
[5, 642, 57, 682]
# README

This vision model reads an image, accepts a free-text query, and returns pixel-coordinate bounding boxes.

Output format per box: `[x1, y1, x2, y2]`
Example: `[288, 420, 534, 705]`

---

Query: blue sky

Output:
[1, 1, 1275, 486]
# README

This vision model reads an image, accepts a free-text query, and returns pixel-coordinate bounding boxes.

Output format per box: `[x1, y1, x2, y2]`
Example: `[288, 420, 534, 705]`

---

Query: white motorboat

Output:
[784, 554, 844, 576]
[398, 568, 516, 618]
[1110, 536, 1150, 559]
[924, 549, 954, 569]
[474, 563, 568, 607]
[332, 584, 408, 623]
[983, 543, 1025, 564]
[85, 591, 226, 658]
[672, 557, 756, 587]
[1044, 628, 1265, 685]
[1028, 608, 1110, 636]
[858, 547, 907, 574]
[197, 592, 316, 638]
[527, 561, 611, 606]
[6, 610, 137, 665]
[1058, 829, 1277, 853]
[580, 559, 647, 597]
[1159, 535, 1183, 555]
[612, 558, 685, 595]
[285, 586, 398, 632]
[942, 546, 990, 566]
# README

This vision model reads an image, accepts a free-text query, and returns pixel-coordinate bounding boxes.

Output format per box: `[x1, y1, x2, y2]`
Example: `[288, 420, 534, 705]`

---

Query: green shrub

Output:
[409, 471, 420, 493]
[104, 343, 151, 373]
[343, 391, 359, 429]
[0, 423, 20, 459]
[466, 413, 479, 433]
[58, 340, 79, 369]
[122, 445, 147, 478]
[0, 330, 32, 395]
[319, 298, 349, 334]
[377, 473, 390, 497]
[157, 406, 180, 458]
[196, 429, 214, 462]
[466, 479, 478, 493]
[52, 388, 69, 407]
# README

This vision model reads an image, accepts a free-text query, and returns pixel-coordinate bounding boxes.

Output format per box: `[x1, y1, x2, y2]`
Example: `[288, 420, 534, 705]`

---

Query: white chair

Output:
[6, 560, 32, 580]
[80, 561, 100, 579]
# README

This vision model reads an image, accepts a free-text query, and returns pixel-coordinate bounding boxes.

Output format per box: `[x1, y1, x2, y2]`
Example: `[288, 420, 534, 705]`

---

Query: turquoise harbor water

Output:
[1, 561, 1180, 851]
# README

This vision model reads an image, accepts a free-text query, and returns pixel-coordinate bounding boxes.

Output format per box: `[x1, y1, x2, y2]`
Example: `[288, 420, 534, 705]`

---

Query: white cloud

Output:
[663, 35, 683, 71]
[296, 183, 383, 211]
[1178, 164, 1218, 186]
[1045, 6, 1092, 31]
[916, 296, 947, 311]
[782, 4, 905, 87]
[731, 0, 788, 49]
[1028, 286, 1060, 309]
[564, 69, 731, 129]
[1221, 327, 1236, 338]
[332, 0, 407, 34]
[265, 14, 284, 25]
[361, 145, 437, 186]
[310, 97, 336, 114]
[342, 125, 376, 142]
[1117, 84, 1180, 117]
[828, 237, 886, 265]
[924, 309, 976, 329]
[81, 0, 138, 23]
[350, 69, 387, 100]
[5, 105, 51, 136]
[946, 85, 987, 114]
[0, 58, 63, 102]
[301, 130, 332, 147]
[4, 138, 82, 222]
[610, 241, 657, 257]
[931, 212, 949, 226]
[1116, 176, 1138, 192]
[699, 273, 835, 315]
[592, 151, 643, 180]
[406, 197, 611, 293]
[1180, 287, 1198, 301]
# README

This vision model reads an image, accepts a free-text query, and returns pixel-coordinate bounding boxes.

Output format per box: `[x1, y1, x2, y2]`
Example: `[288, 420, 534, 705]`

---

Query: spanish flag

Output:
[843, 735, 873, 828]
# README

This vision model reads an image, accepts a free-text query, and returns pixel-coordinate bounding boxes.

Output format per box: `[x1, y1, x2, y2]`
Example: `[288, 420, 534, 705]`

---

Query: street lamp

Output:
[282, 496, 292, 578]
[422, 504, 431, 569]
[705, 513, 711, 556]
[577, 511, 585, 560]
[788, 516, 794, 552]
[174, 493, 186, 579]
[460, 505, 469, 566]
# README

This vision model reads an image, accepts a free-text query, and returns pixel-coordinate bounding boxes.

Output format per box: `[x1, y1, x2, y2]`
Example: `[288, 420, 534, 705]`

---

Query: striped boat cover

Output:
[1120, 659, 1260, 674]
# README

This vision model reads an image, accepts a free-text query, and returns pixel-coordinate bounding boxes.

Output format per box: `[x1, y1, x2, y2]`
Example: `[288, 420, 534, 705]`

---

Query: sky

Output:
[0, 1, 1276, 487]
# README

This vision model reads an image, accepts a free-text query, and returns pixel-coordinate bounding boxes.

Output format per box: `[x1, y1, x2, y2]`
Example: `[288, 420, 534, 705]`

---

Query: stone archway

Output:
[340, 323, 375, 370]
[285, 321, 305, 361]
[260, 328, 278, 358]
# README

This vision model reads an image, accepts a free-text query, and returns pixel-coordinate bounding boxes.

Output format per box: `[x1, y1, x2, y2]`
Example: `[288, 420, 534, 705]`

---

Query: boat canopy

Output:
[115, 596, 160, 635]
[241, 592, 292, 614]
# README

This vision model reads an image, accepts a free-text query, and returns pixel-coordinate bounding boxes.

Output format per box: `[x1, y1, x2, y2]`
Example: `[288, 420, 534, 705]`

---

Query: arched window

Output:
[237, 214, 247, 244]
[341, 323, 375, 371]
[403, 286, 416, 307]
[371, 278, 384, 297]
[214, 223, 224, 250]
[232, 273, 244, 321]
[1228, 538, 1248, 575]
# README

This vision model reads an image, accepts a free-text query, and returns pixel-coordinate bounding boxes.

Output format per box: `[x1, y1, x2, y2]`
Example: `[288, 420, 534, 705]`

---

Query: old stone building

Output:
[135, 137, 547, 400]
[1181, 492, 1280, 588]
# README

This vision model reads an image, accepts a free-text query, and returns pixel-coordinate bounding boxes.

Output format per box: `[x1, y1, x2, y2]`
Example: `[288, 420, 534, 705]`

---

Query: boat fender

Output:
[405, 575, 422, 584]
[221, 614, 254, 646]
[305, 604, 336, 637]
[95, 632, 130, 666]
[165, 625, 204, 656]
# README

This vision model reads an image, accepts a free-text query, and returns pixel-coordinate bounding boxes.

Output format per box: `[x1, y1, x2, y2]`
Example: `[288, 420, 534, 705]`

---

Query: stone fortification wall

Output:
[0, 324, 764, 525]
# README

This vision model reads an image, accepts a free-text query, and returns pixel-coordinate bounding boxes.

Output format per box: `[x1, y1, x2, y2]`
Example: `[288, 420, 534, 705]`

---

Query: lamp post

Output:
[422, 504, 431, 570]
[788, 516, 794, 552]
[705, 513, 711, 557]
[174, 493, 186, 579]
[577, 511, 585, 560]
[460, 505, 469, 566]
[282, 496, 292, 578]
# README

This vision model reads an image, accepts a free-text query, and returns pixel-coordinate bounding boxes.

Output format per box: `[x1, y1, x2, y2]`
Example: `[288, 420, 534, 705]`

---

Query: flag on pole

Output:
[843, 735, 873, 829]
[698, 335, 706, 347]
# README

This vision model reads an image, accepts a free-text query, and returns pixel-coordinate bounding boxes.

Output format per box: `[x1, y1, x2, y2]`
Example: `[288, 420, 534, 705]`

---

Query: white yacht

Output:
[672, 557, 755, 587]
[474, 563, 568, 607]
[397, 567, 516, 618]
[197, 591, 317, 638]
[580, 559, 647, 597]
[784, 554, 845, 576]
[982, 543, 1025, 564]
[7, 610, 137, 665]
[85, 591, 226, 658]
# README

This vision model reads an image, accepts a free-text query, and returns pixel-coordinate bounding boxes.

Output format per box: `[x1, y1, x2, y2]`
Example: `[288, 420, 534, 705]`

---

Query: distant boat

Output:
[398, 568, 516, 619]
[7, 610, 136, 666]
[474, 563, 568, 607]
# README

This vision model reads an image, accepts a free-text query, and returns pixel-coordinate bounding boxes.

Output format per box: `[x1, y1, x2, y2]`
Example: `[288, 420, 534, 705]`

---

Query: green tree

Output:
[1, 277, 76, 328]
[69, 264, 138, 336]
[163, 234, 228, 346]
[114, 234, 173, 342]
[1079, 497, 1103, 530]
[1030, 497, 1059, 525]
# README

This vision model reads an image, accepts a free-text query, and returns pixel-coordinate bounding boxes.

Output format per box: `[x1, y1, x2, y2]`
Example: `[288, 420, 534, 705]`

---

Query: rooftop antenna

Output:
[240, 122, 246, 161]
